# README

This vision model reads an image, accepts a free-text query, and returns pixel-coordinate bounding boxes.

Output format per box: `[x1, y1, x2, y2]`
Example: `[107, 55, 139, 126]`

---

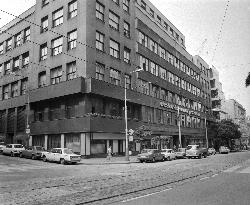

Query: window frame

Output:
[68, 0, 77, 19]
[109, 39, 120, 59]
[67, 29, 77, 50]
[40, 43, 48, 61]
[109, 11, 119, 31]
[96, 1, 104, 21]
[52, 7, 64, 28]
[66, 61, 77, 80]
[41, 16, 49, 33]
[51, 36, 63, 56]
[96, 31, 104, 51]
[109, 68, 121, 86]
[95, 62, 105, 81]
[50, 66, 62, 85]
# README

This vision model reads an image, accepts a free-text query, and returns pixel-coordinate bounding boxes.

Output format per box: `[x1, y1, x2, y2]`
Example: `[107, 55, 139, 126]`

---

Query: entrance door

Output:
[118, 140, 123, 154]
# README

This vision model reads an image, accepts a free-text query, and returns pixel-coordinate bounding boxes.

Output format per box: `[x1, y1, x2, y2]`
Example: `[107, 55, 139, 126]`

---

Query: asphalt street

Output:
[120, 159, 250, 205]
[0, 151, 250, 205]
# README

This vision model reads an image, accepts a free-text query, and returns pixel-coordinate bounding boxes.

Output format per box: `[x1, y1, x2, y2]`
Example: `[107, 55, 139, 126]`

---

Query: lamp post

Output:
[124, 67, 143, 161]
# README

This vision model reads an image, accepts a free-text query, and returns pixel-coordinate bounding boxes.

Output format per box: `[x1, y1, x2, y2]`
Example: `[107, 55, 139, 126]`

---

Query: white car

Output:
[0, 142, 6, 153]
[161, 149, 176, 161]
[42, 148, 81, 164]
[2, 144, 25, 157]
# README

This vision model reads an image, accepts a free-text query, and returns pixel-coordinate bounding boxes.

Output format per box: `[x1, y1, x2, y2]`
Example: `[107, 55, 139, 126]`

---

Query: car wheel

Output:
[162, 156, 165, 161]
[19, 153, 23, 158]
[10, 152, 14, 157]
[152, 157, 156, 163]
[167, 156, 170, 161]
[140, 160, 143, 163]
[31, 155, 36, 160]
[198, 154, 202, 159]
[43, 156, 47, 162]
[60, 158, 66, 165]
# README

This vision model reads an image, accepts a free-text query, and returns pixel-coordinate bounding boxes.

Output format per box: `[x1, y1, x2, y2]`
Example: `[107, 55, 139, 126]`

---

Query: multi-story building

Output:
[224, 99, 248, 146]
[209, 66, 227, 121]
[0, 0, 212, 156]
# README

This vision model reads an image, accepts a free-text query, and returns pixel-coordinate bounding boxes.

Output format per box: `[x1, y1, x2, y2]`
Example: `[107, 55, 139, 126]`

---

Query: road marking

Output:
[211, 174, 218, 177]
[200, 176, 210, 181]
[121, 187, 173, 203]
[223, 165, 242, 173]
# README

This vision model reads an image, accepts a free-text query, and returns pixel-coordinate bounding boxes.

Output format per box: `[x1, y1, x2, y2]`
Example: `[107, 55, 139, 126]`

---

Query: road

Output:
[120, 159, 250, 205]
[0, 151, 250, 205]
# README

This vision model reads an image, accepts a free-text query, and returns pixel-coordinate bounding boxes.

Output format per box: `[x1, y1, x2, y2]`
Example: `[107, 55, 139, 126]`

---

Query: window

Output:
[24, 27, 30, 42]
[110, 39, 120, 58]
[14, 32, 22, 47]
[157, 15, 161, 24]
[11, 82, 19, 97]
[96, 2, 104, 21]
[124, 47, 130, 64]
[159, 46, 166, 59]
[110, 68, 121, 85]
[51, 66, 62, 85]
[124, 21, 130, 38]
[6, 38, 12, 51]
[42, 0, 49, 7]
[141, 0, 146, 10]
[123, 0, 129, 13]
[0, 43, 3, 54]
[159, 67, 167, 80]
[138, 79, 149, 95]
[66, 61, 77, 80]
[125, 74, 131, 89]
[170, 27, 174, 36]
[164, 22, 168, 31]
[51, 37, 63, 56]
[68, 0, 77, 19]
[152, 85, 159, 98]
[3, 85, 9, 100]
[109, 11, 119, 30]
[67, 30, 77, 50]
[138, 31, 148, 47]
[96, 62, 105, 80]
[41, 16, 48, 33]
[21, 78, 28, 95]
[22, 52, 29, 68]
[38, 71, 46, 88]
[150, 62, 158, 76]
[40, 43, 48, 61]
[96, 31, 104, 51]
[139, 55, 149, 71]
[4, 61, 11, 75]
[52, 8, 63, 27]
[149, 8, 154, 17]
[13, 57, 20, 71]
[149, 39, 157, 54]
[0, 64, 3, 74]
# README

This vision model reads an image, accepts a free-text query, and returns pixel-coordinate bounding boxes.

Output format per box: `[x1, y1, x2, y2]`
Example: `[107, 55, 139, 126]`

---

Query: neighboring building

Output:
[209, 66, 227, 121]
[0, 0, 212, 156]
[224, 99, 248, 146]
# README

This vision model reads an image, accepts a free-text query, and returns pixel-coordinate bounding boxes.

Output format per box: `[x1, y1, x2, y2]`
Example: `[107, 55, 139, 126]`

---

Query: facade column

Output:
[61, 134, 64, 148]
[80, 133, 86, 156]
[123, 140, 125, 153]
[106, 140, 109, 153]
[85, 133, 90, 155]
[44, 135, 48, 150]
[29, 135, 32, 146]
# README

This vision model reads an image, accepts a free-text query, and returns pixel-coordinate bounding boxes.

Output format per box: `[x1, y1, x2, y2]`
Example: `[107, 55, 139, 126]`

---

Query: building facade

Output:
[224, 99, 248, 146]
[209, 66, 227, 121]
[0, 0, 212, 156]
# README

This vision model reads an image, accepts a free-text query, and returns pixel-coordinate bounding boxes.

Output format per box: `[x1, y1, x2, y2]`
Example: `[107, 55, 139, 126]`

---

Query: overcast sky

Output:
[0, 0, 249, 115]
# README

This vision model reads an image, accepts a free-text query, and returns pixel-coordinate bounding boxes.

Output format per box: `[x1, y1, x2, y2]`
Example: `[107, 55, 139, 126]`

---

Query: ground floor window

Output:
[91, 139, 106, 155]
[48, 134, 61, 150]
[32, 135, 44, 147]
[64, 133, 80, 154]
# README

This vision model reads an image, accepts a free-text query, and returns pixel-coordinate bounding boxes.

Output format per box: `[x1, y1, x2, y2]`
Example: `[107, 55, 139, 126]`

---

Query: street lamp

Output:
[124, 67, 143, 161]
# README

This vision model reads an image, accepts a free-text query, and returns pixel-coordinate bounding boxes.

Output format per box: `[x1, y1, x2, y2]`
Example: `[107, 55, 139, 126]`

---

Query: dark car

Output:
[19, 146, 45, 159]
[137, 149, 164, 163]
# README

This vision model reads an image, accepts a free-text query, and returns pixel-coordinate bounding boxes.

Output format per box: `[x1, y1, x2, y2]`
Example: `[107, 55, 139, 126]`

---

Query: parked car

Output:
[2, 144, 25, 157]
[161, 149, 176, 161]
[0, 142, 6, 153]
[186, 145, 208, 159]
[19, 146, 45, 159]
[42, 148, 81, 164]
[137, 149, 164, 163]
[208, 148, 216, 155]
[219, 146, 230, 154]
[175, 148, 186, 159]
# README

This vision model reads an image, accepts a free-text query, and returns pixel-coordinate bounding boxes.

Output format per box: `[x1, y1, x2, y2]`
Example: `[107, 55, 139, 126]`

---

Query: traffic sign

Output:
[128, 129, 134, 135]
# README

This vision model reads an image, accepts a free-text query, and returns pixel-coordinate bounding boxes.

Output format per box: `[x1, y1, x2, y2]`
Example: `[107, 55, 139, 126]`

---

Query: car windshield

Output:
[35, 146, 44, 151]
[141, 149, 153, 154]
[187, 146, 197, 150]
[14, 145, 23, 148]
[63, 149, 74, 154]
[162, 150, 171, 153]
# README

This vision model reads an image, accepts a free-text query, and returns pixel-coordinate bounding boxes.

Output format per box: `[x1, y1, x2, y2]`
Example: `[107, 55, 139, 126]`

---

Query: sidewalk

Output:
[80, 155, 139, 165]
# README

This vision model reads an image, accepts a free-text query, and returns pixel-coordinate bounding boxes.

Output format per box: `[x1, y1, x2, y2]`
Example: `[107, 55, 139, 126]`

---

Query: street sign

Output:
[26, 129, 30, 134]
[128, 129, 134, 136]
[129, 135, 133, 142]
